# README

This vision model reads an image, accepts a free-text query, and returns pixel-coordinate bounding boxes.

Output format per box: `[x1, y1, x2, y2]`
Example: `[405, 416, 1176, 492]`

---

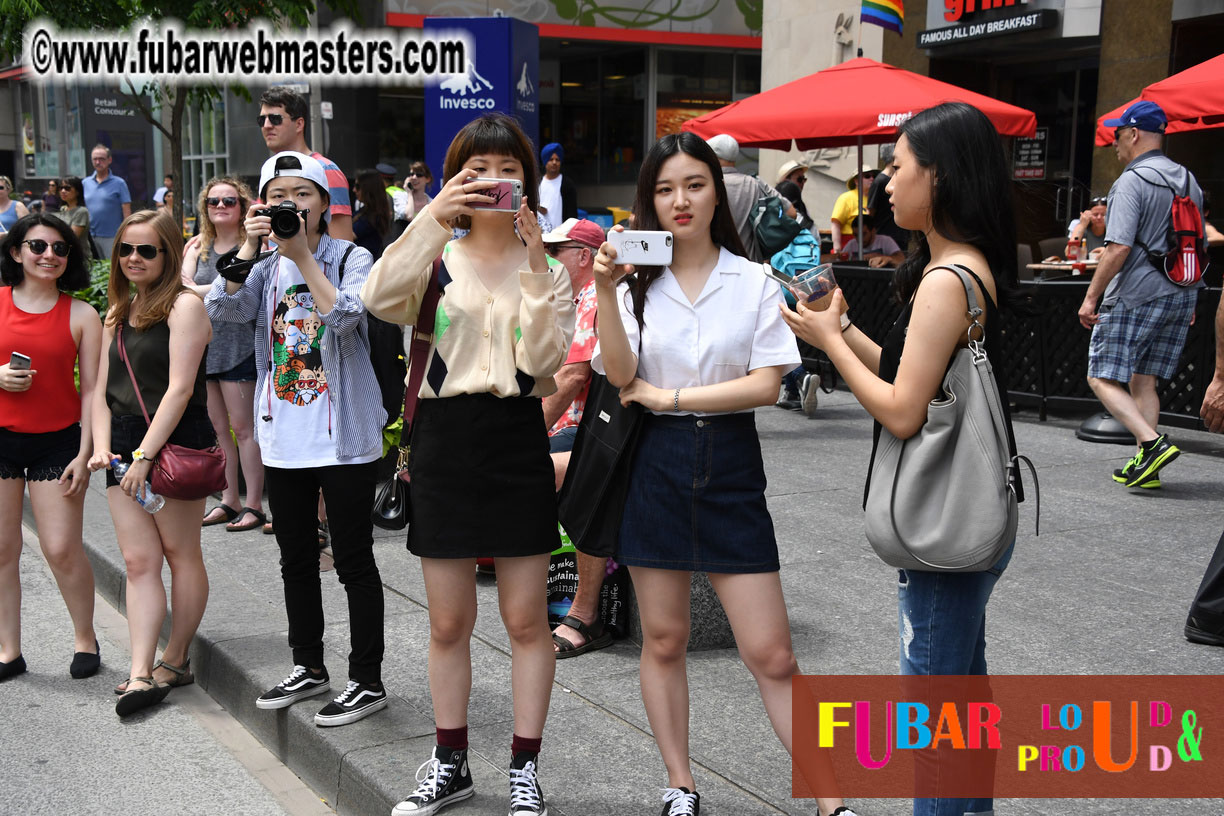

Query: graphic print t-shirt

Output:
[257, 257, 376, 468]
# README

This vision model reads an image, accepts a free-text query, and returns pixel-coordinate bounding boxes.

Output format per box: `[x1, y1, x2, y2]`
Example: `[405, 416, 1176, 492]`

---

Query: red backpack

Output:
[1128, 166, 1210, 287]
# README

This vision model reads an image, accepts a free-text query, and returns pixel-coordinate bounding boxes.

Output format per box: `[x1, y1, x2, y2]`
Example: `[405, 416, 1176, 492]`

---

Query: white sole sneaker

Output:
[314, 695, 387, 726]
[255, 679, 331, 710]
[392, 783, 474, 815]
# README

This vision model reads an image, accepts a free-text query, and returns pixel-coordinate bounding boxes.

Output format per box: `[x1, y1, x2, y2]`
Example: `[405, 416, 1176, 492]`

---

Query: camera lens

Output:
[270, 206, 301, 239]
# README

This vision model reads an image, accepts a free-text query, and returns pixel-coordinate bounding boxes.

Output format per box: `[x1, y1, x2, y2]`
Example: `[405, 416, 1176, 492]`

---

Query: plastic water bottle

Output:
[110, 458, 165, 513]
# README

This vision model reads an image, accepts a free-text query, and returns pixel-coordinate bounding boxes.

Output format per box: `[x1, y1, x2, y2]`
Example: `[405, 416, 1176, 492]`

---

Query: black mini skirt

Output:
[407, 393, 559, 559]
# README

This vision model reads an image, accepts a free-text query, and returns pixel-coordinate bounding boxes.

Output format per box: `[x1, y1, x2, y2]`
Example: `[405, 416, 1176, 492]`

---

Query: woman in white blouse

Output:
[362, 114, 574, 816]
[592, 132, 859, 816]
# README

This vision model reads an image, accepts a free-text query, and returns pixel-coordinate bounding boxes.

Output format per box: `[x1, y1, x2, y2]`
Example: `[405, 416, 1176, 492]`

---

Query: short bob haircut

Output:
[1, 212, 90, 290]
[627, 131, 746, 327]
[893, 102, 1019, 308]
[106, 210, 187, 330]
[441, 113, 538, 231]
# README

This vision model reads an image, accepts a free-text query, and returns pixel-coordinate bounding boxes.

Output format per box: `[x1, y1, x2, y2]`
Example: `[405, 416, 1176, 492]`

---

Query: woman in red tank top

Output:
[0, 213, 103, 682]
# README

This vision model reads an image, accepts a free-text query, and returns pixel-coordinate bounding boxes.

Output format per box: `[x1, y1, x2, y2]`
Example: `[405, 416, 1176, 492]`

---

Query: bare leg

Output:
[420, 557, 478, 728]
[28, 479, 96, 653]
[0, 479, 26, 662]
[153, 496, 209, 681]
[629, 566, 695, 790]
[494, 554, 554, 739]
[709, 571, 847, 815]
[1087, 376, 1158, 445]
[221, 380, 263, 514]
[204, 381, 241, 515]
[1130, 373, 1161, 443]
[109, 486, 167, 682]
[552, 551, 607, 650]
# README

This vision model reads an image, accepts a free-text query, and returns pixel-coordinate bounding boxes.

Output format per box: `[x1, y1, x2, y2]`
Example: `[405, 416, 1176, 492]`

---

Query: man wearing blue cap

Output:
[538, 142, 577, 233]
[1078, 100, 1205, 489]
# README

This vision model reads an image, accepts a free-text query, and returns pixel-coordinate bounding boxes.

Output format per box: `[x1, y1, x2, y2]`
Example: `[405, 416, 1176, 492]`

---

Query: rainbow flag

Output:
[862, 0, 904, 34]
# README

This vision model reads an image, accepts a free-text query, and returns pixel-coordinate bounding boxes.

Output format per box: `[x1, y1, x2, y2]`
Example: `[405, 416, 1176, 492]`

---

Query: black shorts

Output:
[0, 424, 81, 482]
[105, 407, 217, 488]
[206, 354, 257, 383]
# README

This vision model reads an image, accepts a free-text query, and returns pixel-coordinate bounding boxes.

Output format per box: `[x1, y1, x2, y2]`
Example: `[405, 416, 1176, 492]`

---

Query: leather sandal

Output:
[203, 504, 239, 527]
[115, 676, 170, 717]
[552, 614, 613, 659]
[154, 657, 194, 687]
[226, 507, 267, 533]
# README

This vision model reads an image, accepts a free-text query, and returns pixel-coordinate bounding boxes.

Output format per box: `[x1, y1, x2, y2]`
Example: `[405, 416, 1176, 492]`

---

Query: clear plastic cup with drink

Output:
[788, 264, 838, 309]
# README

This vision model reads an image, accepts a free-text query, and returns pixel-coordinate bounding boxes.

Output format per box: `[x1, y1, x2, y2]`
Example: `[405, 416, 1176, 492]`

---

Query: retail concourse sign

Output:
[423, 16, 539, 188]
[918, 8, 1058, 48]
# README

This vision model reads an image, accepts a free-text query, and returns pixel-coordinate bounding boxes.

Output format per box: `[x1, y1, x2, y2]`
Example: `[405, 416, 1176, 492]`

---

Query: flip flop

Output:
[263, 521, 275, 535]
[202, 504, 239, 527]
[552, 614, 613, 659]
[226, 507, 268, 533]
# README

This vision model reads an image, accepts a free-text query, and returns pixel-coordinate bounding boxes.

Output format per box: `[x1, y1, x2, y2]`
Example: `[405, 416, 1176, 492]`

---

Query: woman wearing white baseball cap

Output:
[205, 150, 390, 728]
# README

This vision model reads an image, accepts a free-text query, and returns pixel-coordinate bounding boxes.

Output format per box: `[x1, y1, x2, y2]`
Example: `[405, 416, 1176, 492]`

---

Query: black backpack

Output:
[338, 245, 407, 427]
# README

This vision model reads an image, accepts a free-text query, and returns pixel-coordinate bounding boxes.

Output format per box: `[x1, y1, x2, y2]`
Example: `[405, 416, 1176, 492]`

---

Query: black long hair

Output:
[354, 168, 392, 237]
[0, 212, 90, 290]
[893, 102, 1020, 310]
[629, 132, 746, 326]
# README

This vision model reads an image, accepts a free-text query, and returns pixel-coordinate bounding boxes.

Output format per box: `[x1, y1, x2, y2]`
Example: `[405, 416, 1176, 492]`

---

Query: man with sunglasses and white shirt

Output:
[258, 86, 354, 242]
[205, 151, 388, 727]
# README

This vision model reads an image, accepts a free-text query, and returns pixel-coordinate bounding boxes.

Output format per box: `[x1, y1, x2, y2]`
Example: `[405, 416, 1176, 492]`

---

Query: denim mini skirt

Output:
[619, 411, 780, 574]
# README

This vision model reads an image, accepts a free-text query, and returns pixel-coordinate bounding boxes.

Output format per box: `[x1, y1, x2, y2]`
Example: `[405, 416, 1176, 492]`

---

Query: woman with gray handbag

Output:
[782, 102, 1030, 816]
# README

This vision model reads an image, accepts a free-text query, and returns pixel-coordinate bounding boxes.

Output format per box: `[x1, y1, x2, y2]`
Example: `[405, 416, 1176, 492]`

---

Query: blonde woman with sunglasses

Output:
[0, 176, 29, 233]
[182, 178, 265, 533]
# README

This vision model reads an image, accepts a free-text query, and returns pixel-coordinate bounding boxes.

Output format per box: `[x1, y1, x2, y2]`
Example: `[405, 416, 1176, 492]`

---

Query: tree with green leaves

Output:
[0, 0, 358, 229]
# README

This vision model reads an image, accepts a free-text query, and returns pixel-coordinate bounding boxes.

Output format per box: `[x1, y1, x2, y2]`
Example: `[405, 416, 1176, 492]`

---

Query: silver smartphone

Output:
[469, 178, 523, 212]
[608, 230, 673, 266]
[9, 352, 31, 371]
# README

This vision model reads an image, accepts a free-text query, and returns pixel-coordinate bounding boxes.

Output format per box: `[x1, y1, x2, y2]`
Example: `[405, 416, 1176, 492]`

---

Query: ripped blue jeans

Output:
[897, 540, 1015, 816]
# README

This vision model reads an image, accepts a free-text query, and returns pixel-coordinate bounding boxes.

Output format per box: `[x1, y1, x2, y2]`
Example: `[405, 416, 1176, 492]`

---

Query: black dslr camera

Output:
[258, 201, 309, 239]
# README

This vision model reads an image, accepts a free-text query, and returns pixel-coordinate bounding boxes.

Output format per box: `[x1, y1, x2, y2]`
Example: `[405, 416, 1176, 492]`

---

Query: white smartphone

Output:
[9, 352, 31, 371]
[608, 230, 673, 266]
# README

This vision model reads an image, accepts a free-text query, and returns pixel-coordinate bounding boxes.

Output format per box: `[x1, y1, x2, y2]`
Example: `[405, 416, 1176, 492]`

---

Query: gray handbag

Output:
[864, 266, 1038, 572]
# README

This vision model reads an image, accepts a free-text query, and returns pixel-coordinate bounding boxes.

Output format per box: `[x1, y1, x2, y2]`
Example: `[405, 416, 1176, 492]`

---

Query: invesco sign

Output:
[424, 17, 539, 188]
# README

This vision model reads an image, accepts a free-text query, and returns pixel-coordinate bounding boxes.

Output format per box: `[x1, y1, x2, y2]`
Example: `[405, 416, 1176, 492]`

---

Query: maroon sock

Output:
[436, 726, 468, 750]
[511, 735, 542, 756]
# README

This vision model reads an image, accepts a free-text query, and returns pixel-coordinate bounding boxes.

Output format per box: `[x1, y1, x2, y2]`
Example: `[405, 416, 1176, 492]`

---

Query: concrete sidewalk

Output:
[36, 392, 1224, 815]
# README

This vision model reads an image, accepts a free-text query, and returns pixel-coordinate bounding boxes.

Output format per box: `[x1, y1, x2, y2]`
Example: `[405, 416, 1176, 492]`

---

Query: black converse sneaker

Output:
[256, 665, 330, 709]
[508, 751, 547, 816]
[314, 680, 387, 726]
[660, 787, 699, 815]
[392, 745, 474, 815]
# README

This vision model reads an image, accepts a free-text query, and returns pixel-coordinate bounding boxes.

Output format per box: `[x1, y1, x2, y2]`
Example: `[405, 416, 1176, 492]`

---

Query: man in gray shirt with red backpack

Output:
[1078, 100, 1205, 489]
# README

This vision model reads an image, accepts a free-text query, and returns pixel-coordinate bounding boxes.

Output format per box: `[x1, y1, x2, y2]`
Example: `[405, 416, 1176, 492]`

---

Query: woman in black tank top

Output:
[782, 103, 1023, 816]
[87, 210, 216, 719]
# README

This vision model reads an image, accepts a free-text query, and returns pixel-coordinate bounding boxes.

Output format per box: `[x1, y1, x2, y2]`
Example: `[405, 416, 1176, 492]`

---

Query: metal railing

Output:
[817, 264, 1219, 430]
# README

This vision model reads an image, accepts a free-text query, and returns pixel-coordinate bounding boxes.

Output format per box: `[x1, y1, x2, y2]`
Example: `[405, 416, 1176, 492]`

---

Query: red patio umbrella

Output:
[681, 57, 1037, 149]
[1094, 53, 1224, 146]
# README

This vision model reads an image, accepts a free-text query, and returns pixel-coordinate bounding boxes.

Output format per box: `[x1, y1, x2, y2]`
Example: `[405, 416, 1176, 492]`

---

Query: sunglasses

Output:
[1090, 196, 1107, 206]
[118, 242, 166, 260]
[207, 196, 239, 208]
[22, 239, 71, 257]
[546, 243, 586, 256]
[257, 113, 285, 127]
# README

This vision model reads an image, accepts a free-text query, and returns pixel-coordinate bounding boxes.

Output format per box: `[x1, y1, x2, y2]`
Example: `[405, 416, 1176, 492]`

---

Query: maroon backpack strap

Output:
[116, 324, 154, 428]
[401, 255, 443, 442]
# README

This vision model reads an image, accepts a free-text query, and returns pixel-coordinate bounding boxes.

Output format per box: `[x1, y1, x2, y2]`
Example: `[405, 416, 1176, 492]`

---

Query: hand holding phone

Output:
[468, 178, 523, 212]
[2, 352, 35, 392]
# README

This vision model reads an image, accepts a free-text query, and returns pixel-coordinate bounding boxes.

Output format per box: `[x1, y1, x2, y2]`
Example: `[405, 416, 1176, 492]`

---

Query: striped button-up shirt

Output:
[204, 234, 386, 462]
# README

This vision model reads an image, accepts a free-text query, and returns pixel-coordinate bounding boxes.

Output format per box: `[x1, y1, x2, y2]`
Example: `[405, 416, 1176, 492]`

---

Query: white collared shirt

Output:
[592, 247, 800, 415]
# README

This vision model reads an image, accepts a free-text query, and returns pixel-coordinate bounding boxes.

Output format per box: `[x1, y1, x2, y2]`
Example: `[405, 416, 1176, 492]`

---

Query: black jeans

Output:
[265, 461, 383, 684]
